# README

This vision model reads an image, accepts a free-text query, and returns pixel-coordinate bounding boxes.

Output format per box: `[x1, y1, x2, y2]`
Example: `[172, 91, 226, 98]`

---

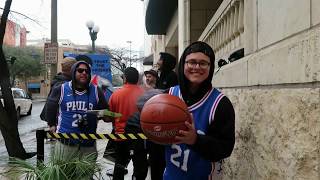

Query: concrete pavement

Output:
[0, 121, 151, 180]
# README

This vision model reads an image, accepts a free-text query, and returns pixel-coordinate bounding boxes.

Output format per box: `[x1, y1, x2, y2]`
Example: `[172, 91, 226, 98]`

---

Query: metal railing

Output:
[200, 0, 244, 58]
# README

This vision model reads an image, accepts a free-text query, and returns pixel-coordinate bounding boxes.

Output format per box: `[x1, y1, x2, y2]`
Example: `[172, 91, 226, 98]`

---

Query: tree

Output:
[3, 46, 45, 88]
[104, 47, 142, 86]
[106, 47, 141, 72]
[0, 0, 34, 159]
[105, 47, 128, 73]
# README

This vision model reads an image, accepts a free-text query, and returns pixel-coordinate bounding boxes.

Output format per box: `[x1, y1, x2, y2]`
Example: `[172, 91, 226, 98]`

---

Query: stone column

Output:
[243, 0, 258, 55]
[178, 0, 190, 57]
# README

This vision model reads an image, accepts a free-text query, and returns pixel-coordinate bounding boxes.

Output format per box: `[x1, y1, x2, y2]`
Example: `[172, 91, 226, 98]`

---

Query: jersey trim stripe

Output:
[56, 107, 62, 132]
[209, 93, 224, 124]
[189, 88, 214, 111]
[169, 86, 183, 99]
[58, 84, 64, 105]
[94, 86, 99, 103]
[169, 87, 174, 95]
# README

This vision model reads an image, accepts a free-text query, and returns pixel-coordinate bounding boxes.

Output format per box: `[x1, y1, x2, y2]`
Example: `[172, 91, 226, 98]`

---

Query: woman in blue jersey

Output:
[164, 41, 235, 180]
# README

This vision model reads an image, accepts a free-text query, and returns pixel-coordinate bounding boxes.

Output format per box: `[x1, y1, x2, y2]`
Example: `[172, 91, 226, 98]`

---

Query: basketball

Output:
[140, 94, 191, 144]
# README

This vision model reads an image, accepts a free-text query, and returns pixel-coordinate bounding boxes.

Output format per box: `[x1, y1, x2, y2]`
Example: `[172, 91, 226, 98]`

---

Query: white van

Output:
[0, 88, 32, 119]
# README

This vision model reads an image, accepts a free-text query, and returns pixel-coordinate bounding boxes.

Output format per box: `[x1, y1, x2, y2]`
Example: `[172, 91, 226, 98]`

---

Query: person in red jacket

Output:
[109, 67, 144, 180]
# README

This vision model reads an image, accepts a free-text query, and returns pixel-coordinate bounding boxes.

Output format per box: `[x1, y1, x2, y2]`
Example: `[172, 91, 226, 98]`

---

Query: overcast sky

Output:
[0, 0, 145, 50]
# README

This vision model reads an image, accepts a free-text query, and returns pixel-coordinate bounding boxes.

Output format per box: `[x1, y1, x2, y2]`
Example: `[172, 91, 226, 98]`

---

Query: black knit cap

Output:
[124, 67, 139, 84]
[75, 54, 92, 65]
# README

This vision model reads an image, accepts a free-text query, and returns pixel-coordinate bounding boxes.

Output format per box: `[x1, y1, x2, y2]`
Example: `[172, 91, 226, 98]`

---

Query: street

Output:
[0, 101, 47, 163]
[0, 100, 149, 180]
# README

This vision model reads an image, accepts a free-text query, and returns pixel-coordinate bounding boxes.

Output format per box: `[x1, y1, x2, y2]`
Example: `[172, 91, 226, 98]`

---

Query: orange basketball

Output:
[140, 94, 191, 144]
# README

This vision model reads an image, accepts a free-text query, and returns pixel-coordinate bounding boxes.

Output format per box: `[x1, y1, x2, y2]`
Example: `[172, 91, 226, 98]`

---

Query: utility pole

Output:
[127, 40, 132, 67]
[50, 0, 58, 79]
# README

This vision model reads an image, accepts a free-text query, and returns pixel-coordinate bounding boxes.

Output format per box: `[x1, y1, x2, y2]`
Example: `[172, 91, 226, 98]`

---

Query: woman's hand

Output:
[175, 115, 197, 145]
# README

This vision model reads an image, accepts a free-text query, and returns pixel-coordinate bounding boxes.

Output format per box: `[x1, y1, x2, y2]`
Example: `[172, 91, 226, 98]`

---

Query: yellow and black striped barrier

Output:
[36, 130, 148, 163]
[46, 132, 147, 140]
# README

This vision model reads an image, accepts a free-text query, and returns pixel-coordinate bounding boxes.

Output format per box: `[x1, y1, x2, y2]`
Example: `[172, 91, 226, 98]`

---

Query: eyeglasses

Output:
[76, 68, 89, 74]
[185, 60, 210, 69]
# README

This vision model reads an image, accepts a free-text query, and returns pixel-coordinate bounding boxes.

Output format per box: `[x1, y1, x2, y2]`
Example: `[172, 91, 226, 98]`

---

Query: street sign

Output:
[44, 43, 58, 64]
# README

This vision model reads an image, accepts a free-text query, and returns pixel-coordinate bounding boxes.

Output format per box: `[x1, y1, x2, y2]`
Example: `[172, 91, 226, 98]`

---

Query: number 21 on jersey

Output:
[170, 144, 190, 171]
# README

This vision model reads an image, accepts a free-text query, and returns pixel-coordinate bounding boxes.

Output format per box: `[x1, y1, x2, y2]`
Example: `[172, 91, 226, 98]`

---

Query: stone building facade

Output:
[144, 0, 320, 179]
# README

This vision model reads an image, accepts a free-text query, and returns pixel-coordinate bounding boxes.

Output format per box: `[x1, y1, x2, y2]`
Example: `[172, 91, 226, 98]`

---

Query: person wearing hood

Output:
[45, 61, 108, 160]
[156, 52, 178, 90]
[164, 41, 235, 180]
[40, 57, 77, 122]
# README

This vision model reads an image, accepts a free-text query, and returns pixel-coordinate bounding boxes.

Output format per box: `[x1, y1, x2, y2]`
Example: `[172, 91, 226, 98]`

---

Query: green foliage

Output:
[3, 46, 45, 79]
[2, 149, 102, 180]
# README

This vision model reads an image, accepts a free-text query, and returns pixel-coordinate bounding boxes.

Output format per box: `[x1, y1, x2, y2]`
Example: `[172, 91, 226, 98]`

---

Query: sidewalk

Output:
[32, 98, 46, 103]
[31, 93, 46, 103]
[0, 121, 151, 180]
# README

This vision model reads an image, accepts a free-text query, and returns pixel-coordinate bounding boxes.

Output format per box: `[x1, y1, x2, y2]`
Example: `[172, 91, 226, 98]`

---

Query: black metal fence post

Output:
[36, 129, 45, 165]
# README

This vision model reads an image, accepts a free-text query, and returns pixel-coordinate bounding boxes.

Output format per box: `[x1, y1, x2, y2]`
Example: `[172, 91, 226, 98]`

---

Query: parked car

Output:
[0, 88, 32, 119]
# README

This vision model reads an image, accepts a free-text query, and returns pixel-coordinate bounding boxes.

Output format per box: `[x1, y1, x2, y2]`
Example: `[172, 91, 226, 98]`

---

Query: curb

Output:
[32, 99, 46, 103]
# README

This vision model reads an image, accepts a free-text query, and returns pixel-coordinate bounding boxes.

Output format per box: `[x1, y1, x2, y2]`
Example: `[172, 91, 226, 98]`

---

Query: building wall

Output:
[20, 27, 27, 47]
[257, 0, 310, 49]
[223, 87, 319, 180]
[2, 20, 27, 47]
[148, 0, 320, 179]
[207, 0, 320, 179]
[214, 25, 320, 180]
[3, 20, 16, 46]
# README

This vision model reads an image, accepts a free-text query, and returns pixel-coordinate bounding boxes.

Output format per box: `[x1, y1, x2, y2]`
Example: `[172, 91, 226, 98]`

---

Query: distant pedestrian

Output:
[156, 52, 178, 90]
[109, 67, 144, 180]
[125, 89, 163, 180]
[148, 52, 178, 180]
[143, 69, 158, 90]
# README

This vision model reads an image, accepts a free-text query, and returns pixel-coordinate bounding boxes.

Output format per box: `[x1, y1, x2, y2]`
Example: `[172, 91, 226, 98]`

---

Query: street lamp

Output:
[126, 40, 132, 67]
[86, 20, 100, 52]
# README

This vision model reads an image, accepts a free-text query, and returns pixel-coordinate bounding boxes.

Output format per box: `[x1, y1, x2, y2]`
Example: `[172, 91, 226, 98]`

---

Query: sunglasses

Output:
[76, 68, 89, 74]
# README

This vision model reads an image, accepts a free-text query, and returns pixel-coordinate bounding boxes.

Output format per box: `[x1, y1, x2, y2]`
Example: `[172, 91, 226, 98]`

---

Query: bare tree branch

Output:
[0, 7, 45, 28]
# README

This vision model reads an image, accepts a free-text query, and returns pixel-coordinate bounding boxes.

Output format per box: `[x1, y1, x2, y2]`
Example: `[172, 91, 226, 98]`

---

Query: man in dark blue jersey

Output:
[46, 61, 108, 158]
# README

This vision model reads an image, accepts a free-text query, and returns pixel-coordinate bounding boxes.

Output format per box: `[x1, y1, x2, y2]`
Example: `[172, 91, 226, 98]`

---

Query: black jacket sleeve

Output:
[190, 96, 235, 162]
[157, 71, 178, 89]
[46, 85, 62, 126]
[97, 87, 108, 110]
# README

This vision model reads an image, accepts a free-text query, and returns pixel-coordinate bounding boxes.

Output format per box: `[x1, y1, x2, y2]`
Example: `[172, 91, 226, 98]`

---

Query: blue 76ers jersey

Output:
[57, 81, 99, 134]
[164, 85, 224, 180]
